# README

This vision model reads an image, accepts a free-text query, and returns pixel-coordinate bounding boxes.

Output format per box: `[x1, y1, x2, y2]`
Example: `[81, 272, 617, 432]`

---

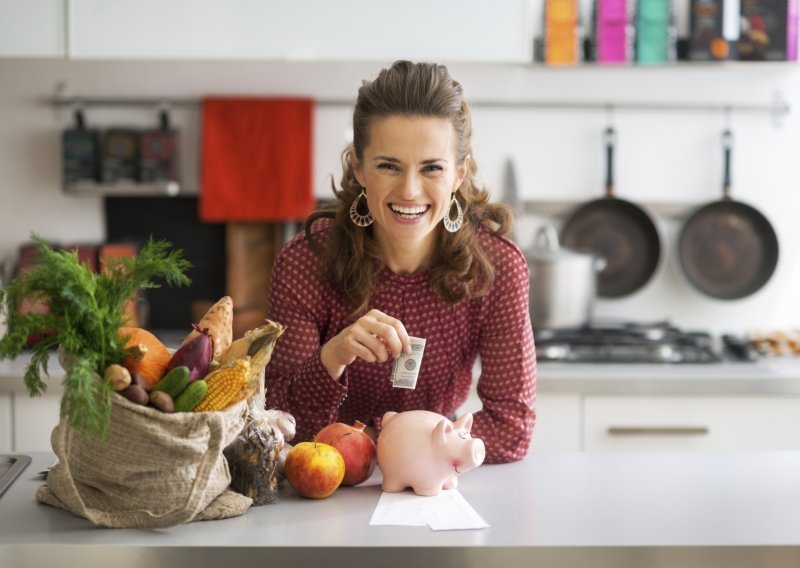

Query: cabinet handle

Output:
[607, 426, 710, 436]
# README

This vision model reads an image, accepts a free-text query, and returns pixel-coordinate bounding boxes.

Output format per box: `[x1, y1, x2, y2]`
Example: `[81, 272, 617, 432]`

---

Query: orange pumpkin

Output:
[119, 327, 171, 391]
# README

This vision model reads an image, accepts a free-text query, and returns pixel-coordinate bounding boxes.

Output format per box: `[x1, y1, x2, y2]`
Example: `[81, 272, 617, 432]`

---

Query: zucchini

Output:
[152, 366, 191, 398]
[174, 380, 208, 412]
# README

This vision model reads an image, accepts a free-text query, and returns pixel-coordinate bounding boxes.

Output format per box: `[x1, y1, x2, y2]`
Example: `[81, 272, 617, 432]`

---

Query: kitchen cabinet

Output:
[9, 388, 800, 453]
[9, 386, 580, 454]
[0, 394, 11, 452]
[67, 0, 532, 62]
[583, 395, 800, 452]
[7, 355, 800, 452]
[0, 0, 65, 58]
[457, 378, 581, 453]
[0, 392, 61, 453]
[12, 395, 61, 453]
[530, 392, 582, 452]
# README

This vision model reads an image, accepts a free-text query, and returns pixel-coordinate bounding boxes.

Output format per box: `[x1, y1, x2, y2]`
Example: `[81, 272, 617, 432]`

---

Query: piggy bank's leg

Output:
[412, 484, 444, 496]
[442, 476, 458, 490]
[381, 477, 407, 493]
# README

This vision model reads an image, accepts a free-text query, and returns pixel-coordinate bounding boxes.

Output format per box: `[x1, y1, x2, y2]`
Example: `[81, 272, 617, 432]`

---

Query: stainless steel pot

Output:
[526, 225, 605, 330]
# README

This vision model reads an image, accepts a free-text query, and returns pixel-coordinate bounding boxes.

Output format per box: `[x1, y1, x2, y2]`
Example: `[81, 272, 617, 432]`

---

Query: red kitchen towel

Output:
[200, 98, 315, 222]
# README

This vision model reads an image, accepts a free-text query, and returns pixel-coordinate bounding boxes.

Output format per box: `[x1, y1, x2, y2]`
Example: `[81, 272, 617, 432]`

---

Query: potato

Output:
[104, 364, 132, 391]
[119, 383, 149, 405]
[149, 391, 175, 413]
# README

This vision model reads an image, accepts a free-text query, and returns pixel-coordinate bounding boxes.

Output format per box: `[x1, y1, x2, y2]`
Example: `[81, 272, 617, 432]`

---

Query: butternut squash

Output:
[120, 327, 171, 391]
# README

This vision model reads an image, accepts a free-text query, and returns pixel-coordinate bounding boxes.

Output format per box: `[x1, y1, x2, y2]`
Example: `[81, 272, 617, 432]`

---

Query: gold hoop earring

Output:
[443, 194, 463, 233]
[349, 189, 374, 227]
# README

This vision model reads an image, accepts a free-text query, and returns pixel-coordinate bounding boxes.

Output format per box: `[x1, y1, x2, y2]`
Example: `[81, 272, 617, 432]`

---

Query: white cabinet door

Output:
[531, 393, 581, 452]
[584, 395, 800, 452]
[68, 0, 532, 62]
[0, 394, 11, 452]
[0, 0, 65, 57]
[455, 382, 579, 452]
[13, 395, 61, 452]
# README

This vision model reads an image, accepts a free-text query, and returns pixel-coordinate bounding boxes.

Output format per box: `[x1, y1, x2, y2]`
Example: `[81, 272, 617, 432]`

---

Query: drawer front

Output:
[584, 396, 800, 452]
[531, 393, 581, 452]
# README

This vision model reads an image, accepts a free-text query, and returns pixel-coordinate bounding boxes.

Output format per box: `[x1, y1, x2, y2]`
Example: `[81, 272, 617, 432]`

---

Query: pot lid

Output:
[526, 225, 594, 262]
[525, 224, 586, 260]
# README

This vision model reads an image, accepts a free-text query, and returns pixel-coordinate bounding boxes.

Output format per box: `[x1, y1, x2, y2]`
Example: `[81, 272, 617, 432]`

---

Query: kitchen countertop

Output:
[4, 352, 800, 396]
[0, 452, 799, 567]
[535, 359, 800, 395]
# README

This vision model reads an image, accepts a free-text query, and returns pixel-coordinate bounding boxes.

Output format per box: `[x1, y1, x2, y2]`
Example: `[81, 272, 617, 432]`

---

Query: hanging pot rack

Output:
[48, 93, 790, 123]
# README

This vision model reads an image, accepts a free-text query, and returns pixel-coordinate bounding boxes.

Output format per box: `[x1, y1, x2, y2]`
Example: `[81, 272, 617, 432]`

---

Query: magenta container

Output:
[597, 0, 631, 62]
[789, 0, 798, 60]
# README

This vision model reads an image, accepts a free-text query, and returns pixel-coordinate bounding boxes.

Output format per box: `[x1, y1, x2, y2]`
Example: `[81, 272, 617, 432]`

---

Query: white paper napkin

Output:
[369, 489, 490, 531]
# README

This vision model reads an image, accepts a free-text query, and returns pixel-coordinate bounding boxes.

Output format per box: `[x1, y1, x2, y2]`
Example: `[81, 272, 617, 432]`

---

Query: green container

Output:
[636, 0, 677, 63]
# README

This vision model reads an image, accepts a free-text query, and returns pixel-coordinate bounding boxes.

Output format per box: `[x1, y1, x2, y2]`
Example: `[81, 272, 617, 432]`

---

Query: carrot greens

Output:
[0, 235, 190, 439]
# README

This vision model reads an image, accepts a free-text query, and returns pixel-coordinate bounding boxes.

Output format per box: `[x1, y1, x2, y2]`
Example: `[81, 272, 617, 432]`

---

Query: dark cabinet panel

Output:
[105, 196, 225, 330]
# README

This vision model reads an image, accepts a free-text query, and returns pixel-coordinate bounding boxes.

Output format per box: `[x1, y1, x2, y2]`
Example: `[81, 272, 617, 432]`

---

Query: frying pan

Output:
[560, 127, 663, 298]
[677, 129, 779, 300]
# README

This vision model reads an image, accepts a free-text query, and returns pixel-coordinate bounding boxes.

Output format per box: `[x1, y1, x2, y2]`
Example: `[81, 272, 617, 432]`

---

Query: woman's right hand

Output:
[320, 309, 412, 380]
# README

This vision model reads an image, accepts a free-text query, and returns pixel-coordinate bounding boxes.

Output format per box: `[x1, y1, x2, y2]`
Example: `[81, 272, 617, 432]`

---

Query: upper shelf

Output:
[63, 181, 180, 198]
[5, 1, 798, 65]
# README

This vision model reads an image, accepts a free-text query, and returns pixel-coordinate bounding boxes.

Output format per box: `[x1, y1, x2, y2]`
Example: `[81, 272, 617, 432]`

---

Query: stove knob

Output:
[655, 344, 678, 362]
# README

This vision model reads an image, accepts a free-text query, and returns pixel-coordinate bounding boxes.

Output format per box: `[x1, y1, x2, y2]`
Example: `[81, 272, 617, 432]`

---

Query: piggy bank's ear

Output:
[433, 418, 454, 446]
[453, 413, 473, 433]
[381, 411, 398, 427]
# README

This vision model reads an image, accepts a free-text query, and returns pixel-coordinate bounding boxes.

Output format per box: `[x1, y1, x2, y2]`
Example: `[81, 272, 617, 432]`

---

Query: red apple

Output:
[315, 420, 377, 486]
[284, 441, 345, 499]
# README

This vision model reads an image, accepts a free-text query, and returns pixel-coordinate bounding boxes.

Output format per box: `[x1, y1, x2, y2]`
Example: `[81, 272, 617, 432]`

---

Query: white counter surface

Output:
[4, 352, 800, 396]
[1, 452, 799, 567]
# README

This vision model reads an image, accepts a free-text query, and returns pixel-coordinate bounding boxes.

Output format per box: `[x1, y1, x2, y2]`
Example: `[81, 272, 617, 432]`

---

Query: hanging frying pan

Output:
[560, 127, 663, 298]
[677, 129, 779, 300]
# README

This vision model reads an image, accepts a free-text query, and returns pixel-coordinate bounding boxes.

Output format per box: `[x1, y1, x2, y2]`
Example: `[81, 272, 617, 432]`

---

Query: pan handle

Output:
[604, 127, 616, 197]
[722, 129, 733, 200]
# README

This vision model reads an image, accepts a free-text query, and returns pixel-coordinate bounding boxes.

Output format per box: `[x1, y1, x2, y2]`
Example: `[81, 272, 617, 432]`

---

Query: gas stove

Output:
[534, 320, 758, 364]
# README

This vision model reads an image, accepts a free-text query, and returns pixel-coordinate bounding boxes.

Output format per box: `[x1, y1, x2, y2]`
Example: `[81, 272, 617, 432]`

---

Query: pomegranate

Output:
[315, 420, 376, 486]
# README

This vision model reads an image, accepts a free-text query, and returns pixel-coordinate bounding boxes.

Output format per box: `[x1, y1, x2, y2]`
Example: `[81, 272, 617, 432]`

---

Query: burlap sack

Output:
[35, 391, 252, 528]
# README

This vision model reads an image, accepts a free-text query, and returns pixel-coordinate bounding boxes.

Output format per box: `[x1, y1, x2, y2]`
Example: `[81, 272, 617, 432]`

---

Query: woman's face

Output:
[352, 115, 468, 263]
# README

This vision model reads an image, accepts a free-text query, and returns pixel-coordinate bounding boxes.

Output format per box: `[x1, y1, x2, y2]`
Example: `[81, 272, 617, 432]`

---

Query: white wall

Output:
[0, 59, 798, 334]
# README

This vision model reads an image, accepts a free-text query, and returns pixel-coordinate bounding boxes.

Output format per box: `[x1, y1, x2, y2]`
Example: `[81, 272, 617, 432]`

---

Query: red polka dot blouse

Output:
[265, 218, 537, 463]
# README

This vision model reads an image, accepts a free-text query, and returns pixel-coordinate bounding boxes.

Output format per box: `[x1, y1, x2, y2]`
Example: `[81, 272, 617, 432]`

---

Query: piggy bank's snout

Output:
[471, 439, 486, 467]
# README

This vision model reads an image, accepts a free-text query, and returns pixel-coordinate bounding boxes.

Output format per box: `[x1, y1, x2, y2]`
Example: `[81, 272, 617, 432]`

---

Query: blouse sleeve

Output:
[470, 239, 537, 463]
[264, 241, 349, 443]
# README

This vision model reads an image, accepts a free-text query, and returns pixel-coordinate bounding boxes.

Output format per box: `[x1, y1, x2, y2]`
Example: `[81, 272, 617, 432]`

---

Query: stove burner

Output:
[534, 320, 728, 363]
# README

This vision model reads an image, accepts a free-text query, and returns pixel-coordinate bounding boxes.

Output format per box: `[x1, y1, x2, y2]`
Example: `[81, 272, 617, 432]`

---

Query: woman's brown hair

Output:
[305, 60, 513, 316]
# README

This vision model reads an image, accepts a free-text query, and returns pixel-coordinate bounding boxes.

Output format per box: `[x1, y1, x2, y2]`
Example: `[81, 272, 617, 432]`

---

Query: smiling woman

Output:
[264, 61, 537, 464]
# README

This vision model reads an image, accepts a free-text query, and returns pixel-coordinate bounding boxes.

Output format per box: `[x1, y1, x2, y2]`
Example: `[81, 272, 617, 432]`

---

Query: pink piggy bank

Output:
[376, 410, 486, 496]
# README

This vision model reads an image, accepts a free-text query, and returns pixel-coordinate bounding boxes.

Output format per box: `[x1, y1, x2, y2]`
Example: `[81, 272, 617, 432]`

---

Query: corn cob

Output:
[217, 320, 285, 367]
[217, 320, 285, 405]
[193, 358, 251, 412]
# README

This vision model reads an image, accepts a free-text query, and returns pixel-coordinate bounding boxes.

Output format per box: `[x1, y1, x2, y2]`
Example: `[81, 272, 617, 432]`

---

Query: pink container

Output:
[597, 0, 632, 62]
